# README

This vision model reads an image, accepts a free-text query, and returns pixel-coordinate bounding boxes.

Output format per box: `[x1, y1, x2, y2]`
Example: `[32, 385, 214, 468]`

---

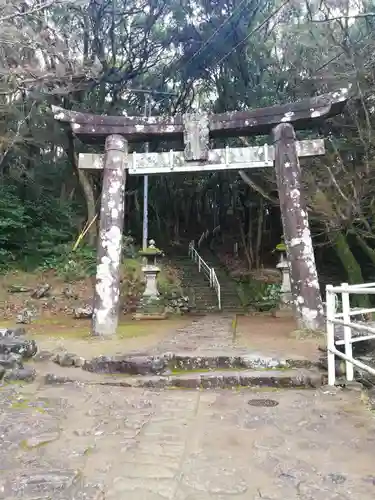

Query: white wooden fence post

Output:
[326, 285, 336, 386]
[198, 257, 201, 272]
[341, 282, 354, 381]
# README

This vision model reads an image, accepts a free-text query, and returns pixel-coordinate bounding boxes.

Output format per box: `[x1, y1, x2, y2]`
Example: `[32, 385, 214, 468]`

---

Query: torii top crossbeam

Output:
[52, 89, 348, 146]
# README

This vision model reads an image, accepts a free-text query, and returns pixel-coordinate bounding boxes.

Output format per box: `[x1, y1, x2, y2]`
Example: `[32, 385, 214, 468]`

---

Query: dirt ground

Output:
[0, 269, 194, 357]
[0, 270, 324, 363]
[236, 314, 322, 362]
[0, 270, 95, 319]
[0, 316, 194, 359]
[0, 313, 322, 366]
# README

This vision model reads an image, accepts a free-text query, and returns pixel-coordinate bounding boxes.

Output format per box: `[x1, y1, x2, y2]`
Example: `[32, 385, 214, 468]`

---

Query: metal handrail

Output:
[326, 282, 375, 385]
[211, 268, 221, 310]
[188, 240, 221, 310]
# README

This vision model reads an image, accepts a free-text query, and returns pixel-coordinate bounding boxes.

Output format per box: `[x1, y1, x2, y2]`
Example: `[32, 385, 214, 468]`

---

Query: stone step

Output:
[82, 352, 319, 375]
[44, 368, 324, 390]
[135, 368, 324, 389]
[169, 255, 241, 311]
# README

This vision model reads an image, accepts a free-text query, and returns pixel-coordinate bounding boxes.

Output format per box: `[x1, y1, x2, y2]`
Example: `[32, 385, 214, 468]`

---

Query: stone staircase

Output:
[169, 247, 244, 313]
[170, 254, 219, 313]
[166, 245, 243, 313]
[199, 248, 244, 312]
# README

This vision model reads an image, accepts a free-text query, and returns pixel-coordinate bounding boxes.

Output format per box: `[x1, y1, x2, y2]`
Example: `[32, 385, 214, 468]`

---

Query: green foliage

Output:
[122, 235, 137, 258]
[119, 258, 183, 313]
[0, 187, 31, 267]
[275, 242, 286, 252]
[38, 245, 97, 281]
[237, 280, 281, 311]
[157, 266, 183, 299]
[138, 246, 164, 255]
[0, 185, 77, 271]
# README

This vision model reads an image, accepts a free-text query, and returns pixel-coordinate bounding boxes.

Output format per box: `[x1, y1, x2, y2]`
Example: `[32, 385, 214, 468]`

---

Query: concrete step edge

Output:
[81, 353, 320, 375]
[43, 368, 324, 390]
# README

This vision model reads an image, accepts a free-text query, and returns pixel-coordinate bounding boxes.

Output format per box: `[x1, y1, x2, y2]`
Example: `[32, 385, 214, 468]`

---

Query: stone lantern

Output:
[138, 240, 163, 299]
[276, 251, 292, 306]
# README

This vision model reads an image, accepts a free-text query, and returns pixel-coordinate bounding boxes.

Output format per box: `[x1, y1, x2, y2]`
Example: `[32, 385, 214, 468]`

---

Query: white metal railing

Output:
[326, 282, 375, 385]
[197, 230, 209, 249]
[188, 240, 221, 309]
[211, 268, 221, 310]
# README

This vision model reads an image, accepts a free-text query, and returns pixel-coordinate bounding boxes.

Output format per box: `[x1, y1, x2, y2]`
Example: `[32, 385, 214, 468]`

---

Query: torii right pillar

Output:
[273, 123, 325, 331]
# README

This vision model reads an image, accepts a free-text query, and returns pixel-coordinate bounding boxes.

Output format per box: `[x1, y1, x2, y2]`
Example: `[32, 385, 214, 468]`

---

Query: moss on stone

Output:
[83, 445, 96, 456]
[138, 247, 163, 256]
[170, 367, 212, 375]
[20, 432, 60, 450]
[10, 397, 47, 413]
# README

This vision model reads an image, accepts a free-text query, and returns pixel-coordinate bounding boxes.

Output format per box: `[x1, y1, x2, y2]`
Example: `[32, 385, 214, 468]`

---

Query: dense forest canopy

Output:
[0, 0, 375, 287]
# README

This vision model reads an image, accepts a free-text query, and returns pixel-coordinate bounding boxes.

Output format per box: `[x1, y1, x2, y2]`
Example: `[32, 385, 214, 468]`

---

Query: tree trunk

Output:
[255, 199, 264, 269]
[332, 231, 370, 308]
[355, 234, 375, 265]
[247, 205, 254, 265]
[66, 131, 97, 246]
[77, 169, 97, 247]
[239, 221, 252, 269]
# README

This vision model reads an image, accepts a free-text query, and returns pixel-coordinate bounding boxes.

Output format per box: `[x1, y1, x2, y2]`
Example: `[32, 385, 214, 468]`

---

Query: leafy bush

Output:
[0, 187, 32, 268]
[237, 279, 281, 311]
[0, 184, 77, 271]
[39, 245, 97, 281]
[157, 265, 183, 299]
[122, 235, 137, 258]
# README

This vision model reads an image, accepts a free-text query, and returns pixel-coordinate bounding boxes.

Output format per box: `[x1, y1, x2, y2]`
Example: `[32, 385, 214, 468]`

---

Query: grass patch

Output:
[25, 317, 187, 340]
[290, 328, 325, 340]
[117, 322, 161, 339]
[9, 396, 47, 413]
[170, 367, 212, 374]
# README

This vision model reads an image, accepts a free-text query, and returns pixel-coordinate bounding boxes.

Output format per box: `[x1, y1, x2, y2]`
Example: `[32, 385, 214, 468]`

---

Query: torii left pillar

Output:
[92, 135, 127, 336]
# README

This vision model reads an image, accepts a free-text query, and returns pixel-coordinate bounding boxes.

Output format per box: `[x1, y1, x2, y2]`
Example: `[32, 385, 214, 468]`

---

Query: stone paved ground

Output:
[151, 315, 240, 354]
[2, 315, 375, 499]
[149, 315, 320, 364]
[1, 381, 375, 500]
[24, 314, 322, 366]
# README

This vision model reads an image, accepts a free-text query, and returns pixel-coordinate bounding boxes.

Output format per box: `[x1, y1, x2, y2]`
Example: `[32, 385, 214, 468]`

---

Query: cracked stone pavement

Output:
[0, 381, 375, 500]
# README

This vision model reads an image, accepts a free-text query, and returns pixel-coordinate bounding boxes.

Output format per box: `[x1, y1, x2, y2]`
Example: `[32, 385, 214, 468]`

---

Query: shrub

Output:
[0, 184, 77, 271]
[237, 279, 281, 311]
[38, 245, 97, 281]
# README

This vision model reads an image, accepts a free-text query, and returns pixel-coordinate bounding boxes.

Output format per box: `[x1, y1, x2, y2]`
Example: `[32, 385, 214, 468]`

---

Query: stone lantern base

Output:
[134, 265, 166, 319]
[134, 298, 167, 320]
[273, 253, 294, 319]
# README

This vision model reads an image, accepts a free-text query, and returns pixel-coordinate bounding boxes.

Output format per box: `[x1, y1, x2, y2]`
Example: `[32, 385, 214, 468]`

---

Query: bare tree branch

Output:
[309, 13, 375, 23]
[238, 170, 277, 204]
[0, 1, 63, 22]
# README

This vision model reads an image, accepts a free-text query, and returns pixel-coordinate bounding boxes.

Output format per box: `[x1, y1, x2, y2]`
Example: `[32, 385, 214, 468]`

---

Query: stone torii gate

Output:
[53, 89, 348, 336]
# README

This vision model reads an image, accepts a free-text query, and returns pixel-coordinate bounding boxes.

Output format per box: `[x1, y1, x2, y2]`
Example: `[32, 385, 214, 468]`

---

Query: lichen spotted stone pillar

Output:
[276, 252, 293, 306]
[273, 123, 324, 331]
[92, 135, 127, 336]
